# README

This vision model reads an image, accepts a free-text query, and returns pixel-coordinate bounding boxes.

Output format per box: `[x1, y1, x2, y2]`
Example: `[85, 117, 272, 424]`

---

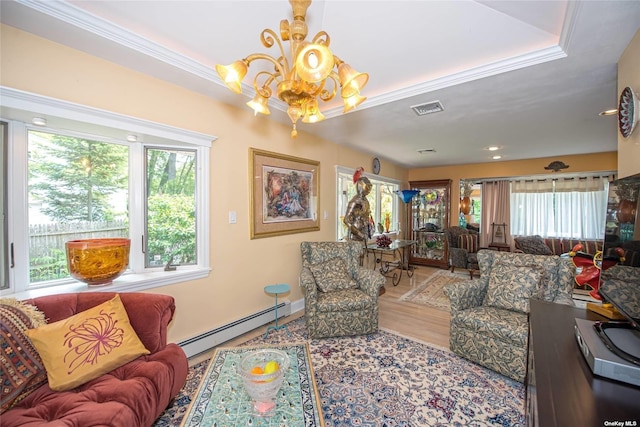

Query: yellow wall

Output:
[409, 152, 617, 224]
[0, 24, 408, 343]
[0, 22, 626, 345]
[617, 29, 640, 178]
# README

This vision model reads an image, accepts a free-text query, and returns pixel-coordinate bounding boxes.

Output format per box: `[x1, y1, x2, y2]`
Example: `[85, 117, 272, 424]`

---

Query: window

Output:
[336, 167, 400, 241]
[510, 175, 611, 239]
[1, 88, 213, 297]
[145, 148, 197, 267]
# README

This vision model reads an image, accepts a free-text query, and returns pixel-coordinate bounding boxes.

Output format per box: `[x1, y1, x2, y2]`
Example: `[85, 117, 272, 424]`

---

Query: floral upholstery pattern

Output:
[601, 264, 640, 282]
[300, 241, 385, 339]
[483, 264, 544, 313]
[444, 250, 575, 382]
[310, 258, 357, 292]
[444, 226, 480, 272]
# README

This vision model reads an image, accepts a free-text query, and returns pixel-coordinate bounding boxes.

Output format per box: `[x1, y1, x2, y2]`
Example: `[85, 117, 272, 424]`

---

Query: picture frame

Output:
[250, 148, 320, 239]
[490, 222, 507, 245]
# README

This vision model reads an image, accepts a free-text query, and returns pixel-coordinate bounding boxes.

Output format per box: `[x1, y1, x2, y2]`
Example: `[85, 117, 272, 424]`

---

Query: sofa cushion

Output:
[25, 295, 150, 391]
[451, 306, 528, 346]
[2, 344, 187, 427]
[483, 264, 544, 313]
[310, 257, 357, 292]
[515, 235, 553, 255]
[459, 234, 478, 253]
[316, 289, 373, 312]
[0, 301, 48, 413]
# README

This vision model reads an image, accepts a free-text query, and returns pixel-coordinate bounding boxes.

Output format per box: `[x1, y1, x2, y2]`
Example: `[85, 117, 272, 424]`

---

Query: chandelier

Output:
[215, 0, 369, 138]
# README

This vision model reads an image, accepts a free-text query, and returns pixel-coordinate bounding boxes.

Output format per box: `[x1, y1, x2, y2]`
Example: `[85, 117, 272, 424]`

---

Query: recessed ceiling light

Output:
[492, 155, 502, 160]
[598, 109, 618, 116]
[126, 135, 138, 142]
[32, 117, 47, 126]
[488, 146, 499, 151]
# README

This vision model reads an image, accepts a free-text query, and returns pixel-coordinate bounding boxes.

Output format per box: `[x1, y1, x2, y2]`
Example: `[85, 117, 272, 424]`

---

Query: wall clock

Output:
[372, 157, 381, 175]
[618, 86, 639, 138]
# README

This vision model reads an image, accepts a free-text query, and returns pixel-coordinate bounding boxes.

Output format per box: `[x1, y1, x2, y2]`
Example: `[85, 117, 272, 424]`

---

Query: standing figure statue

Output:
[344, 169, 373, 241]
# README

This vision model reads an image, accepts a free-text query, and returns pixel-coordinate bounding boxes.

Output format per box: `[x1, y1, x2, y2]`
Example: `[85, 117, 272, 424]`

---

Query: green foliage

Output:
[29, 132, 128, 222]
[146, 149, 195, 196]
[147, 194, 196, 265]
[30, 248, 68, 282]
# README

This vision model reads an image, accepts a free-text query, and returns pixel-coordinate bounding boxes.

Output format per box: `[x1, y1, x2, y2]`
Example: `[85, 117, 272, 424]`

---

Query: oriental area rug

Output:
[154, 318, 525, 427]
[398, 269, 468, 312]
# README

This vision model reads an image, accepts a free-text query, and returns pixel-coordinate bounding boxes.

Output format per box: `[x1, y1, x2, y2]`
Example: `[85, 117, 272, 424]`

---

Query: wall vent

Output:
[411, 101, 444, 116]
[417, 148, 436, 154]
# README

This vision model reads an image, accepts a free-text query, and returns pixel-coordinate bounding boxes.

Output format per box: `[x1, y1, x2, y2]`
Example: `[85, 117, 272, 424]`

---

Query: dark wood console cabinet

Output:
[527, 300, 640, 426]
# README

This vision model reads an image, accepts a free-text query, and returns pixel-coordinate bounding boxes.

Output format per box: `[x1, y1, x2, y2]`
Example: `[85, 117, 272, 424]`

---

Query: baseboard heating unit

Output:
[178, 300, 291, 358]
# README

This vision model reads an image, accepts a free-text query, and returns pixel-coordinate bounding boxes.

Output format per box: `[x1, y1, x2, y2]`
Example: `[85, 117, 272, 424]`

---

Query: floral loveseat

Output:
[443, 250, 575, 382]
[300, 241, 385, 339]
[1, 292, 188, 426]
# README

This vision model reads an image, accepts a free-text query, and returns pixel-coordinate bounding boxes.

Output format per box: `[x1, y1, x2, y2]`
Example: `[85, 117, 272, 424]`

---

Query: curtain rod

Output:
[464, 171, 616, 183]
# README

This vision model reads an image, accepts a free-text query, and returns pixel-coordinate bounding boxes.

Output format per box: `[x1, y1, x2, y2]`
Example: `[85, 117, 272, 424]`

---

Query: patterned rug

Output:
[154, 318, 525, 427]
[398, 270, 468, 311]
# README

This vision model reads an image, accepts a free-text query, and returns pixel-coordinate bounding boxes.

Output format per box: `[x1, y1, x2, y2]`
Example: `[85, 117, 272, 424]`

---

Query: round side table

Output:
[263, 283, 291, 338]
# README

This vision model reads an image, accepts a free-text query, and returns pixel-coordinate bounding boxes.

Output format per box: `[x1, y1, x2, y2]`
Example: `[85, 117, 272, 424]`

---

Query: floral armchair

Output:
[444, 226, 480, 276]
[443, 250, 575, 382]
[300, 241, 385, 339]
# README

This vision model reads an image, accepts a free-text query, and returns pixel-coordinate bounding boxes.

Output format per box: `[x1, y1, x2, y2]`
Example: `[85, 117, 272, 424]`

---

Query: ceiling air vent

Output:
[417, 148, 436, 154]
[411, 101, 444, 116]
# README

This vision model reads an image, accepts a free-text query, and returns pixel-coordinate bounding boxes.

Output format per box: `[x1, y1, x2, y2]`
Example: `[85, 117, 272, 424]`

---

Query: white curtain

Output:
[510, 175, 611, 239]
[554, 176, 608, 239]
[511, 179, 555, 237]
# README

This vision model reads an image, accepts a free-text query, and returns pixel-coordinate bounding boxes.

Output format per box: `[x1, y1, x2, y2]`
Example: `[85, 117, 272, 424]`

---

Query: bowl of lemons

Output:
[237, 349, 290, 416]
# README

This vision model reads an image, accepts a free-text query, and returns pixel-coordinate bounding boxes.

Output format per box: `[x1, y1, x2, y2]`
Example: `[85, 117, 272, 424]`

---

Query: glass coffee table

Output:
[180, 343, 324, 427]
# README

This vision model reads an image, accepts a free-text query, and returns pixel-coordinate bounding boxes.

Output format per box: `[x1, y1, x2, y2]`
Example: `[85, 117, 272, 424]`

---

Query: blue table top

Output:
[264, 283, 290, 294]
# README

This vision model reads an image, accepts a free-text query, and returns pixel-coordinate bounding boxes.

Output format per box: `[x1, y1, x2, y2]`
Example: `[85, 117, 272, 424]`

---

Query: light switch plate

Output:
[229, 211, 237, 224]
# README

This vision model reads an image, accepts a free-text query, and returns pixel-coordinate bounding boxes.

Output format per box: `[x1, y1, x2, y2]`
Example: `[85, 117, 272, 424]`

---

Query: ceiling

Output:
[2, 0, 639, 168]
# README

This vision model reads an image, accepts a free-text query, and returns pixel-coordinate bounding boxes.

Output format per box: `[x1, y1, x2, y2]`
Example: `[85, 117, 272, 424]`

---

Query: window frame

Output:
[1, 87, 214, 299]
[336, 165, 400, 241]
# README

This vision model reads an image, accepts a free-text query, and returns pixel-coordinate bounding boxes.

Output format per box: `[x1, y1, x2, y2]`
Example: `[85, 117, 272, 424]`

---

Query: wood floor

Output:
[189, 264, 450, 366]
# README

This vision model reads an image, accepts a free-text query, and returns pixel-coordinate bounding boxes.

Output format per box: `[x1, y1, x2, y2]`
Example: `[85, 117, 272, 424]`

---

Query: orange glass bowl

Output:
[65, 238, 131, 286]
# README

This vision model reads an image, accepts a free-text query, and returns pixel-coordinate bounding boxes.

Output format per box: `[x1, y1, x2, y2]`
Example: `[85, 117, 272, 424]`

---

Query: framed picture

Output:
[490, 222, 507, 245]
[250, 148, 320, 239]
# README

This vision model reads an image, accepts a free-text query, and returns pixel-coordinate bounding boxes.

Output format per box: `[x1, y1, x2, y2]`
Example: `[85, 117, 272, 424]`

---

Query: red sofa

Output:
[3, 292, 188, 427]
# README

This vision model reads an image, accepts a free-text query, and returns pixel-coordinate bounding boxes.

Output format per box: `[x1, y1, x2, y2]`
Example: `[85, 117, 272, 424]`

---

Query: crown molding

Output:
[14, 0, 579, 121]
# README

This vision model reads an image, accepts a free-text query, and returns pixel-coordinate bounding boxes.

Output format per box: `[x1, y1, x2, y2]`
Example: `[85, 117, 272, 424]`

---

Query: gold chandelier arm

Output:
[259, 29, 290, 73]
[317, 72, 338, 102]
[244, 53, 287, 82]
[252, 71, 277, 97]
[311, 30, 331, 46]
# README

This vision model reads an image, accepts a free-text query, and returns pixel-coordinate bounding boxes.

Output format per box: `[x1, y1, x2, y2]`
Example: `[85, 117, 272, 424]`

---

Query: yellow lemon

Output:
[263, 360, 279, 374]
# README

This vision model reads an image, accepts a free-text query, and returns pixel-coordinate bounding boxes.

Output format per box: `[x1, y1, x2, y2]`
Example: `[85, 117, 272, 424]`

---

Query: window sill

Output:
[3, 267, 211, 301]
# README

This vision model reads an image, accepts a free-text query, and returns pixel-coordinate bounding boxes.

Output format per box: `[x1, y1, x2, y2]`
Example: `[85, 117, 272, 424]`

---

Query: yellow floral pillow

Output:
[25, 294, 150, 391]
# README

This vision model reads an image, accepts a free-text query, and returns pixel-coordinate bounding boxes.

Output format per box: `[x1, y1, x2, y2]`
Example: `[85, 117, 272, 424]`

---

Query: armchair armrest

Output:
[300, 267, 319, 309]
[443, 278, 488, 312]
[354, 267, 385, 298]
